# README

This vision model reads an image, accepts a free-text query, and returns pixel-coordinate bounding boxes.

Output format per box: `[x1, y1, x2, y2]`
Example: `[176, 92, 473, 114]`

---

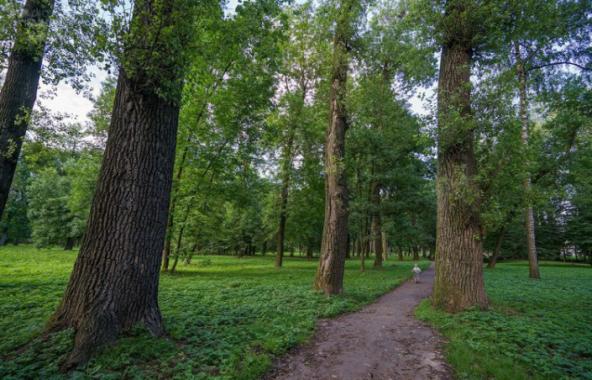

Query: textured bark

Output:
[433, 1, 488, 312]
[314, 0, 354, 294]
[46, 0, 187, 367]
[370, 181, 383, 267]
[47, 69, 179, 368]
[514, 42, 540, 279]
[0, 0, 54, 218]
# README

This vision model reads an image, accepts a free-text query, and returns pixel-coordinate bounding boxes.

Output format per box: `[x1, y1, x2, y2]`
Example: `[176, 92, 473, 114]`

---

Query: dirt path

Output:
[266, 264, 452, 380]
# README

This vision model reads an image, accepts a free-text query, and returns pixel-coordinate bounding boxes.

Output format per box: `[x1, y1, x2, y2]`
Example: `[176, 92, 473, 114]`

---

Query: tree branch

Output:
[528, 61, 591, 72]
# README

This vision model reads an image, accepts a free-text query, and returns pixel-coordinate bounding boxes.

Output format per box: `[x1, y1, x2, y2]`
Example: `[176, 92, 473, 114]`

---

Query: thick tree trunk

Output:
[514, 42, 540, 279]
[314, 0, 354, 295]
[47, 68, 180, 368]
[0, 0, 54, 218]
[433, 2, 488, 312]
[371, 180, 383, 268]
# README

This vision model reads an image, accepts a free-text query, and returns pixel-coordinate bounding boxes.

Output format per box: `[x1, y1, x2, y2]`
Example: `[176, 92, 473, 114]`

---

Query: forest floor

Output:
[1, 247, 590, 379]
[266, 264, 452, 380]
[0, 246, 429, 379]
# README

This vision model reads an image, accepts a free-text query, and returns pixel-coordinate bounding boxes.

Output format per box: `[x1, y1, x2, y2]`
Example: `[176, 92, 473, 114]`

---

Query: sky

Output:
[36, 68, 109, 123]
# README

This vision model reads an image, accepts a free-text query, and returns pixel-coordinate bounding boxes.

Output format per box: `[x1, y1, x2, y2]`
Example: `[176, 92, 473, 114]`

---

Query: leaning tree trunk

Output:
[488, 226, 505, 269]
[0, 0, 55, 218]
[47, 69, 180, 368]
[514, 42, 540, 279]
[46, 0, 189, 368]
[370, 180, 383, 267]
[314, 0, 355, 295]
[432, 1, 488, 312]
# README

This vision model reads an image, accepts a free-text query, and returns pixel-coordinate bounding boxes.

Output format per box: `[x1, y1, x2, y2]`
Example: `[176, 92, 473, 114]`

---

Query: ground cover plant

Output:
[0, 246, 428, 379]
[416, 262, 592, 380]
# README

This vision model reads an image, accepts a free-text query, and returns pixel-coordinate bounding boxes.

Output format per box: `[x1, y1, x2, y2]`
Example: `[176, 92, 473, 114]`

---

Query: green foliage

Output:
[0, 245, 428, 379]
[0, 162, 31, 244]
[27, 168, 72, 247]
[417, 262, 592, 380]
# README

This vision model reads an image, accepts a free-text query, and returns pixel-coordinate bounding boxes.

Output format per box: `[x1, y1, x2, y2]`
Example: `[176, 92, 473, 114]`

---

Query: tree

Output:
[0, 0, 55, 218]
[46, 0, 199, 368]
[314, 0, 361, 294]
[432, 0, 488, 312]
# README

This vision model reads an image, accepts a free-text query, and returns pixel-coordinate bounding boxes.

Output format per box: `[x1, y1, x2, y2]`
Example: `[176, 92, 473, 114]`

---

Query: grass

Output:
[416, 261, 592, 380]
[0, 245, 428, 379]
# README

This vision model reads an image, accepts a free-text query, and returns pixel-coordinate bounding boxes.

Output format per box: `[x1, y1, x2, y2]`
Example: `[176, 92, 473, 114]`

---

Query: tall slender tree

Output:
[314, 0, 360, 294]
[46, 0, 198, 368]
[432, 0, 488, 312]
[0, 0, 55, 218]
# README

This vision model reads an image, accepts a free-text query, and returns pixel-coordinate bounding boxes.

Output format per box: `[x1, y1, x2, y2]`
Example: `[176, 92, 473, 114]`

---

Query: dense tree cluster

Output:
[0, 0, 589, 367]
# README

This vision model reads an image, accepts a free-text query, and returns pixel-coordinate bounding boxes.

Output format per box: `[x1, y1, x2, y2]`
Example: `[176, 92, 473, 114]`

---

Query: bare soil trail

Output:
[266, 264, 452, 380]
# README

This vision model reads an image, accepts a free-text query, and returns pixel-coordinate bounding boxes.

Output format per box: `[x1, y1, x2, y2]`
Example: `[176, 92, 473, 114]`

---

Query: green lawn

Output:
[416, 261, 592, 380]
[0, 246, 427, 379]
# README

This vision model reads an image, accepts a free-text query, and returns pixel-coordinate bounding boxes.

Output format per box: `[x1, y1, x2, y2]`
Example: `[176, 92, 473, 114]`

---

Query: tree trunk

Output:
[432, 1, 488, 312]
[162, 146, 188, 272]
[412, 246, 419, 261]
[306, 245, 313, 260]
[381, 231, 388, 261]
[275, 129, 294, 268]
[47, 69, 180, 368]
[346, 234, 351, 259]
[314, 0, 355, 295]
[371, 181, 383, 267]
[514, 42, 540, 280]
[488, 226, 505, 269]
[0, 0, 55, 218]
[46, 0, 188, 368]
[64, 238, 75, 251]
[398, 246, 404, 261]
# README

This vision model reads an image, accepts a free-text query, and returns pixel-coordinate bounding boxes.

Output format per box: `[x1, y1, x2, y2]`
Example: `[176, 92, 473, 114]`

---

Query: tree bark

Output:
[514, 42, 540, 279]
[0, 0, 54, 218]
[371, 181, 383, 267]
[46, 0, 188, 368]
[314, 0, 355, 294]
[432, 0, 488, 312]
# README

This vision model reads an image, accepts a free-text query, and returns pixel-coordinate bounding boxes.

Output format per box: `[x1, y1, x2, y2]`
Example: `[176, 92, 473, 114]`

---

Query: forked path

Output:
[266, 264, 452, 380]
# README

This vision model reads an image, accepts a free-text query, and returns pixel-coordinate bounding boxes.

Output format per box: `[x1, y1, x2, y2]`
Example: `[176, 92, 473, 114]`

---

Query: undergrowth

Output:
[0, 246, 426, 379]
[416, 262, 592, 380]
